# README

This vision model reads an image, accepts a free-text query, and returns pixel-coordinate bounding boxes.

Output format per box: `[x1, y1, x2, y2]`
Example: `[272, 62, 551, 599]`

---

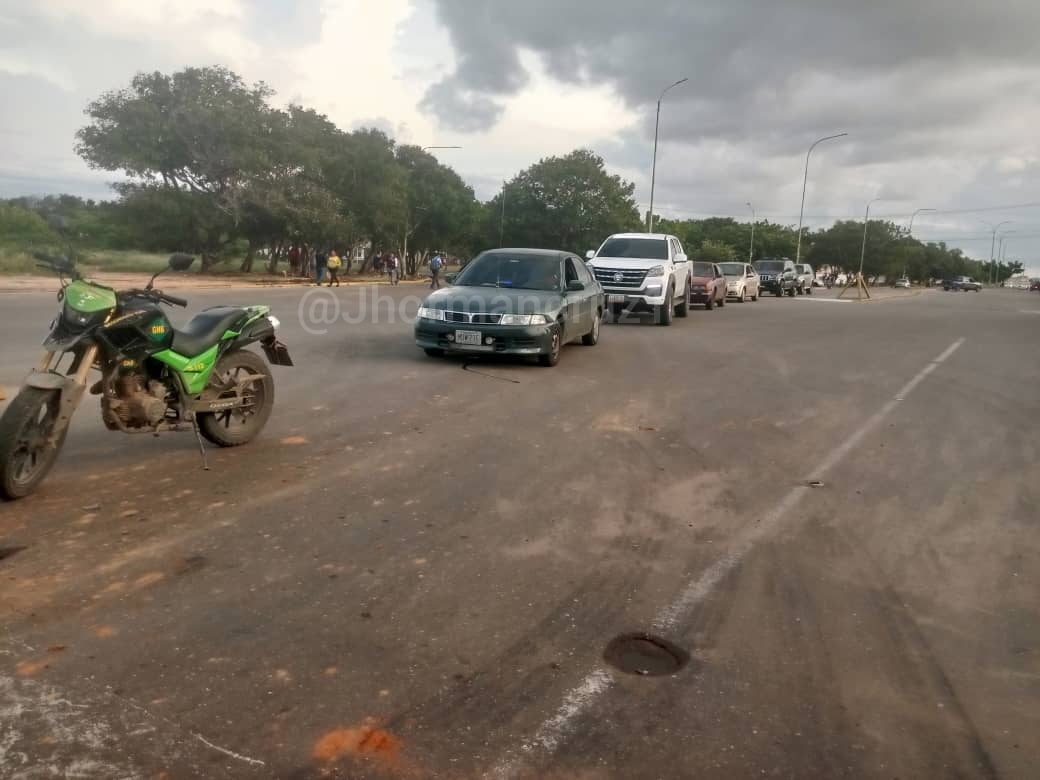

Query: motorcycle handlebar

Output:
[161, 292, 189, 308]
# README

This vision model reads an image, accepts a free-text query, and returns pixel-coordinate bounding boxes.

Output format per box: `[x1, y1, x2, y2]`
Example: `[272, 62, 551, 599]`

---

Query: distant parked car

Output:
[894, 277, 911, 289]
[688, 262, 727, 309]
[718, 261, 760, 302]
[793, 263, 814, 295]
[1030, 279, 1040, 291]
[753, 258, 798, 297]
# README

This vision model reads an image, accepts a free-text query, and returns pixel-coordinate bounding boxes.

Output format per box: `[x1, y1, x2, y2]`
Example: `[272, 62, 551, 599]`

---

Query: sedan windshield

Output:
[718, 263, 745, 277]
[691, 262, 715, 277]
[597, 237, 669, 260]
[754, 261, 785, 273]
[454, 252, 561, 290]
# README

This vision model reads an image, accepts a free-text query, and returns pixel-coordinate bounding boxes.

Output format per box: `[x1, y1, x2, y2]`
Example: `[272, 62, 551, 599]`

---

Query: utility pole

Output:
[746, 202, 756, 263]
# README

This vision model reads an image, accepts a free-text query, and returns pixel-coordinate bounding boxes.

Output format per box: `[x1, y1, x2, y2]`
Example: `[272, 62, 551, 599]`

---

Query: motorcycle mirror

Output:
[168, 253, 195, 272]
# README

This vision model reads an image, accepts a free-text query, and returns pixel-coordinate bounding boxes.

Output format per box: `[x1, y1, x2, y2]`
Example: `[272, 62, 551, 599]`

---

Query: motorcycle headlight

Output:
[500, 314, 548, 325]
[646, 265, 666, 277]
[267, 315, 281, 330]
[418, 306, 445, 321]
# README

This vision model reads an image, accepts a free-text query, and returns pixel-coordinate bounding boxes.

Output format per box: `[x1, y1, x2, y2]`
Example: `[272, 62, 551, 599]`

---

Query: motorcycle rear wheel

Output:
[0, 387, 66, 500]
[198, 349, 274, 447]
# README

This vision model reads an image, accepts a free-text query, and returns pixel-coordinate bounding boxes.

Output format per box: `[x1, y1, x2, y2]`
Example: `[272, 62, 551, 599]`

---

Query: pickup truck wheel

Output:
[655, 287, 674, 326]
[675, 280, 690, 318]
[775, 289, 784, 297]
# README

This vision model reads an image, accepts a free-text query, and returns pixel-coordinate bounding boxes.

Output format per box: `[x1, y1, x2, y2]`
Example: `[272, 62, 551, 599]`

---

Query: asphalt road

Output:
[1, 284, 1037, 779]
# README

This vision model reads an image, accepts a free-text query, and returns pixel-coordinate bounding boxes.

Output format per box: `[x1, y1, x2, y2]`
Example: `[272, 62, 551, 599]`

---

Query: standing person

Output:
[430, 251, 444, 289]
[327, 250, 342, 287]
[288, 245, 301, 276]
[373, 252, 384, 277]
[390, 253, 401, 285]
[315, 248, 328, 286]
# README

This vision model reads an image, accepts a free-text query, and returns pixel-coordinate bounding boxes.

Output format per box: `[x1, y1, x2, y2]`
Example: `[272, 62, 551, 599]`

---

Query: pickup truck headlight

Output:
[500, 314, 548, 325]
[418, 306, 445, 321]
[646, 265, 666, 277]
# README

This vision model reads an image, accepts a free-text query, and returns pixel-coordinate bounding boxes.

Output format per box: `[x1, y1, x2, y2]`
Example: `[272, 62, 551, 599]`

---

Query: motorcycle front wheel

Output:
[0, 387, 66, 500]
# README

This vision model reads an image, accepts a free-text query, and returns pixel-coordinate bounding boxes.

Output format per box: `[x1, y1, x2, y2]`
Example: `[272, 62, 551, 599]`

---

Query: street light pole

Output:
[981, 220, 1012, 286]
[647, 77, 688, 233]
[795, 132, 847, 267]
[907, 207, 935, 238]
[746, 201, 756, 263]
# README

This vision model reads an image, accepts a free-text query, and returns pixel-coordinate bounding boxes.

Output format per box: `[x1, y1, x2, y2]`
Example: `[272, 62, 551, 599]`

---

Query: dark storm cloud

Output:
[423, 0, 1040, 140]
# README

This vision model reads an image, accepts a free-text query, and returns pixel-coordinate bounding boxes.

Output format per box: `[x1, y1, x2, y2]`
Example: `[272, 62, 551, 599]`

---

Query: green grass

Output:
[80, 250, 171, 274]
[0, 249, 40, 274]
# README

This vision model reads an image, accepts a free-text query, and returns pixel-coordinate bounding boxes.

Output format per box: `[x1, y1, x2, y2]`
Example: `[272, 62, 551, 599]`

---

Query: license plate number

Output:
[607, 294, 626, 304]
[455, 330, 483, 345]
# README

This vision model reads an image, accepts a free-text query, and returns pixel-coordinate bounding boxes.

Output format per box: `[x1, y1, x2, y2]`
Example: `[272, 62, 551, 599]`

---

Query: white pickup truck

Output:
[585, 233, 692, 325]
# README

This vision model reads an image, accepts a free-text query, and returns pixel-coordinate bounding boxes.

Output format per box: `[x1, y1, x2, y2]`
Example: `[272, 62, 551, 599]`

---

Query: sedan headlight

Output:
[418, 306, 445, 321]
[500, 314, 548, 325]
[646, 265, 666, 277]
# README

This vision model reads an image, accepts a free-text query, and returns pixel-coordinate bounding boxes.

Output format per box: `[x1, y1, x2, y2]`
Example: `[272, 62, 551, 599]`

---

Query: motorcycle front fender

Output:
[23, 344, 97, 445]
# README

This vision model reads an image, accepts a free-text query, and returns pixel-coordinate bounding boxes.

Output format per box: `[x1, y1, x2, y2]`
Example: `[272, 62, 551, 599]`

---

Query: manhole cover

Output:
[603, 633, 689, 676]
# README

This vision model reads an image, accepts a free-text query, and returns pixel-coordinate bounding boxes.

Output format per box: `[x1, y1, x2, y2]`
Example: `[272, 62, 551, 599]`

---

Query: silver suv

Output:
[793, 263, 814, 295]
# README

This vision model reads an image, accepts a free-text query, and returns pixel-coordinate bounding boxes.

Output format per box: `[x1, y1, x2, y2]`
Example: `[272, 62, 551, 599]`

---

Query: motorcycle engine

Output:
[102, 372, 168, 429]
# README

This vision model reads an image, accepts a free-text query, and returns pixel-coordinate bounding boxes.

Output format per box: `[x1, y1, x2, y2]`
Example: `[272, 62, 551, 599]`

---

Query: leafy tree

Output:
[77, 66, 283, 269]
[492, 149, 640, 253]
[692, 239, 737, 263]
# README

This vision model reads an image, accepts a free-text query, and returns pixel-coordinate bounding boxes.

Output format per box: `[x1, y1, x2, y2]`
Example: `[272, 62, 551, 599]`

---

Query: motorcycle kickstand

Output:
[190, 416, 210, 471]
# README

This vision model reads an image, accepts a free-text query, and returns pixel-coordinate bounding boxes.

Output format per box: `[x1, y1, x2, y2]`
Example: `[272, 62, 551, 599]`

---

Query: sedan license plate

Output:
[455, 329, 483, 346]
[607, 294, 627, 304]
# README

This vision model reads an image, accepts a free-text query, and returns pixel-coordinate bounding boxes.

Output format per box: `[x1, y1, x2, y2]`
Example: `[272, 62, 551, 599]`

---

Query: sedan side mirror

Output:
[585, 250, 596, 260]
[567, 280, 585, 292]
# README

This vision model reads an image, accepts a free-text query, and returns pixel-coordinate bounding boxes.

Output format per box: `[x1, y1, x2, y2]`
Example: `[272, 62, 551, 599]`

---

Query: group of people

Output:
[372, 252, 402, 286]
[283, 244, 449, 288]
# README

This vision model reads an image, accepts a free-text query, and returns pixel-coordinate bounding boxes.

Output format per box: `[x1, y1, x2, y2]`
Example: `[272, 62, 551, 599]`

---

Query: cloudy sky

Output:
[3, 0, 1039, 273]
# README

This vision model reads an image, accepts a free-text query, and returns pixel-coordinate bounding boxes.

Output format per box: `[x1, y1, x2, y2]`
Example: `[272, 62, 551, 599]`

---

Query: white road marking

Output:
[798, 297, 850, 303]
[490, 337, 966, 779]
[192, 733, 266, 767]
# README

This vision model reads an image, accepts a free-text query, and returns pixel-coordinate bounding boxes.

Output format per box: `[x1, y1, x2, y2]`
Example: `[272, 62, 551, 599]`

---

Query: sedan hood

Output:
[690, 274, 713, 284]
[423, 286, 565, 315]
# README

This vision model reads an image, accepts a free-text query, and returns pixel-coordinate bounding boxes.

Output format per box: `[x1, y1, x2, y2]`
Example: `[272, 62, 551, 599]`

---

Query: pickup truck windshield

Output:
[718, 263, 745, 276]
[597, 238, 669, 260]
[754, 261, 785, 273]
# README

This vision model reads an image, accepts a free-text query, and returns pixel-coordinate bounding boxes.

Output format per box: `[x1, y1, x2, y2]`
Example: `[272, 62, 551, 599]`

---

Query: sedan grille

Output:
[593, 267, 647, 289]
[444, 311, 503, 324]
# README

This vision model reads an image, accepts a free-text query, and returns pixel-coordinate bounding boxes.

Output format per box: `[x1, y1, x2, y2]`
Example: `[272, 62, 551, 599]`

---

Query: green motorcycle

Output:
[0, 252, 293, 500]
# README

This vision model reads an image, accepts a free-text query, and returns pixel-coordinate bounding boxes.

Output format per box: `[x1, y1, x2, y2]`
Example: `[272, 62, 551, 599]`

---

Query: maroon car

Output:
[688, 261, 727, 310]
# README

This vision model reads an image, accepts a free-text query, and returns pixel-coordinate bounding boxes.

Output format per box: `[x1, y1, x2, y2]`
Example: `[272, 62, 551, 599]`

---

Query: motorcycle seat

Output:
[171, 306, 248, 357]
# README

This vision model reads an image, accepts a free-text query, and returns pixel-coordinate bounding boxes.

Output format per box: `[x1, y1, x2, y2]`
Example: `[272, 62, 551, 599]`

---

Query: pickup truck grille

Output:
[593, 267, 647, 289]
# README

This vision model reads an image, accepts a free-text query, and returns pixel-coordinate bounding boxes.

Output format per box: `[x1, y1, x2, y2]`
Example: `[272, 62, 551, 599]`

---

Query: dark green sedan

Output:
[415, 249, 605, 366]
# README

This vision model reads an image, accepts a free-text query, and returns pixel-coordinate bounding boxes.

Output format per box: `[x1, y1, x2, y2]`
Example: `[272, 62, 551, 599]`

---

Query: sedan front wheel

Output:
[539, 323, 562, 366]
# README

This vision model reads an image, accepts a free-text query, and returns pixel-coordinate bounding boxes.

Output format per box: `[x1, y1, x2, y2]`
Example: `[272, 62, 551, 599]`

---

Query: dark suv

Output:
[753, 258, 798, 297]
